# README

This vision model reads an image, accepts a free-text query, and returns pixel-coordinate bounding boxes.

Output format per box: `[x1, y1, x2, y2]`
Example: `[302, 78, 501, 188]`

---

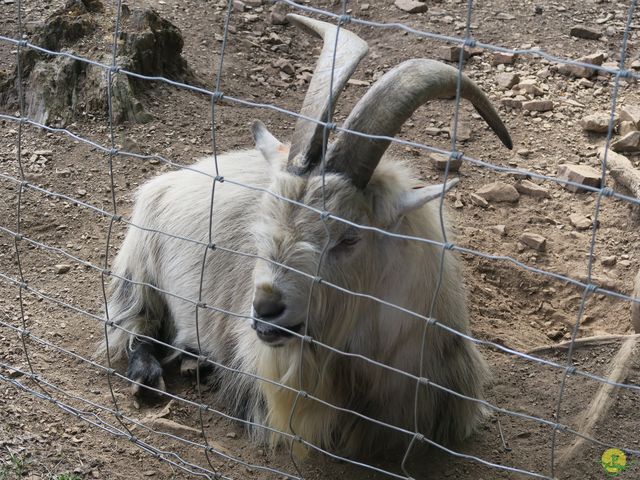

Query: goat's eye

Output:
[331, 229, 361, 253]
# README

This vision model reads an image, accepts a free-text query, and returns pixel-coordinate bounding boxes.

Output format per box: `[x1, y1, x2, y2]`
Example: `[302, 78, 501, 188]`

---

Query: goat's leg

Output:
[127, 339, 166, 398]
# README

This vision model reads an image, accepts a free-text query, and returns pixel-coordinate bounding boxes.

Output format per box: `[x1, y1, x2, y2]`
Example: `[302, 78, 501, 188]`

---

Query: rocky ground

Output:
[1, 0, 640, 479]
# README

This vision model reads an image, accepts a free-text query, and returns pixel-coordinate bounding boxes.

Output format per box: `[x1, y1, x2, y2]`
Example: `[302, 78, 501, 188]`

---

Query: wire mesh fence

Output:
[1, 0, 640, 479]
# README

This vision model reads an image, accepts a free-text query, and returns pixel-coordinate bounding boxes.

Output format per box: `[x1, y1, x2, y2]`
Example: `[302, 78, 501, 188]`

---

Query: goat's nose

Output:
[253, 288, 285, 319]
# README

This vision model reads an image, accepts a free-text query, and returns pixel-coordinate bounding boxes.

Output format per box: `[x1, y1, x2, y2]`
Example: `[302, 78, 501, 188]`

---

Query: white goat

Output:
[100, 14, 512, 457]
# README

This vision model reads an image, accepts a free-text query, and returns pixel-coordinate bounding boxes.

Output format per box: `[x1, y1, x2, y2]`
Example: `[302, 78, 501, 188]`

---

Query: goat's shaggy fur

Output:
[100, 146, 489, 457]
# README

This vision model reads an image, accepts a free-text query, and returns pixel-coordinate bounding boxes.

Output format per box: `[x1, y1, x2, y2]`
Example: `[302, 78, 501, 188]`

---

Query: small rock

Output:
[347, 79, 370, 87]
[517, 148, 531, 158]
[6, 368, 24, 378]
[570, 26, 602, 40]
[76, 189, 87, 197]
[557, 164, 601, 192]
[534, 5, 543, 14]
[523, 99, 554, 112]
[493, 52, 517, 65]
[557, 52, 604, 78]
[55, 264, 72, 274]
[580, 113, 618, 133]
[243, 0, 262, 6]
[268, 2, 287, 25]
[515, 180, 550, 198]
[619, 259, 632, 267]
[489, 224, 507, 236]
[520, 232, 547, 251]
[546, 329, 564, 341]
[428, 152, 462, 171]
[501, 97, 523, 109]
[611, 131, 640, 153]
[497, 72, 520, 89]
[437, 45, 470, 62]
[273, 58, 294, 75]
[496, 12, 516, 20]
[449, 119, 471, 142]
[232, 0, 246, 12]
[394, 0, 428, 13]
[470, 193, 489, 208]
[619, 121, 637, 136]
[577, 78, 594, 88]
[569, 213, 592, 230]
[475, 182, 520, 203]
[226, 432, 238, 438]
[620, 105, 640, 128]
[601, 255, 617, 267]
[514, 79, 543, 96]
[360, 3, 370, 11]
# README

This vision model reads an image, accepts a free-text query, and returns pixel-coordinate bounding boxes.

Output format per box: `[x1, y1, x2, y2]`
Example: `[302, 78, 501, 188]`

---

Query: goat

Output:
[100, 14, 513, 458]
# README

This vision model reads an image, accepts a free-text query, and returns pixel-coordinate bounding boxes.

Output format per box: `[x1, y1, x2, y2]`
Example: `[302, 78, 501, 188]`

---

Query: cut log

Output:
[556, 336, 638, 469]
[598, 147, 640, 198]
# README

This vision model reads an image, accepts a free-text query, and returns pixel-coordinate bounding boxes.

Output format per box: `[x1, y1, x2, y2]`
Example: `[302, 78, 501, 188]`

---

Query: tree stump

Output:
[0, 0, 195, 126]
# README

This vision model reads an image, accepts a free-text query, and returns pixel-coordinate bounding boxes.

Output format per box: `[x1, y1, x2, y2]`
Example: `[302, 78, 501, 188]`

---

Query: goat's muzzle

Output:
[251, 286, 303, 346]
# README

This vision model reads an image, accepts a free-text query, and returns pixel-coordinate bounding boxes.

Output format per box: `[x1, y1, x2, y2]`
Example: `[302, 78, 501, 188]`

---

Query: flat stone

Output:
[273, 58, 294, 75]
[437, 45, 470, 62]
[394, 0, 428, 13]
[570, 26, 602, 40]
[501, 97, 523, 109]
[520, 232, 547, 251]
[268, 2, 287, 24]
[514, 79, 543, 96]
[493, 52, 517, 65]
[611, 131, 640, 153]
[580, 113, 618, 133]
[55, 264, 72, 274]
[489, 224, 507, 236]
[601, 255, 617, 267]
[232, 0, 246, 12]
[428, 152, 462, 171]
[557, 52, 604, 78]
[448, 119, 471, 142]
[516, 180, 550, 198]
[546, 329, 564, 341]
[476, 182, 520, 203]
[620, 121, 637, 136]
[569, 213, 592, 230]
[620, 105, 640, 128]
[470, 193, 489, 208]
[557, 164, 601, 192]
[523, 99, 554, 112]
[497, 72, 520, 89]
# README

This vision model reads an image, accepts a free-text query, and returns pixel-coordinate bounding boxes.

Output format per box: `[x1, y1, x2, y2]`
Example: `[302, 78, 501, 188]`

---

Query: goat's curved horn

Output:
[286, 14, 369, 173]
[325, 59, 513, 189]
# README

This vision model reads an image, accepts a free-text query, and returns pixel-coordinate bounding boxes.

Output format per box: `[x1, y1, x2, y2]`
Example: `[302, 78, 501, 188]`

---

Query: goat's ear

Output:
[251, 120, 289, 165]
[394, 178, 460, 219]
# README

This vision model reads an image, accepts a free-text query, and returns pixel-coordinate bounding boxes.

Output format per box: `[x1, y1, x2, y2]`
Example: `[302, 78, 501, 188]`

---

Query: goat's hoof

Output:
[129, 372, 166, 398]
[180, 357, 199, 377]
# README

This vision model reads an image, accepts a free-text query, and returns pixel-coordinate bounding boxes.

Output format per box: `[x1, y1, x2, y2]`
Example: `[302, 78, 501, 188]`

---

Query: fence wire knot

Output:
[108, 65, 121, 74]
[443, 242, 454, 251]
[102, 269, 111, 277]
[197, 301, 207, 309]
[449, 151, 463, 161]
[215, 175, 224, 183]
[313, 275, 323, 285]
[208, 242, 216, 250]
[585, 283, 598, 294]
[324, 122, 337, 131]
[17, 39, 28, 48]
[302, 334, 313, 344]
[320, 211, 330, 220]
[14, 233, 23, 241]
[112, 214, 123, 222]
[463, 38, 477, 48]
[600, 186, 615, 197]
[211, 91, 224, 102]
[339, 14, 352, 25]
[565, 366, 577, 375]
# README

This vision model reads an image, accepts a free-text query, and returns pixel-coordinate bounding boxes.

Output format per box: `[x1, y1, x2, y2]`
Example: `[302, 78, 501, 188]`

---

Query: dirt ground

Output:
[1, 0, 640, 479]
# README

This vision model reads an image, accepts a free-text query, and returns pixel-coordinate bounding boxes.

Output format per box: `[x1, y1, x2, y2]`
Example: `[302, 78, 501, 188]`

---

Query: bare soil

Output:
[1, 0, 640, 479]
